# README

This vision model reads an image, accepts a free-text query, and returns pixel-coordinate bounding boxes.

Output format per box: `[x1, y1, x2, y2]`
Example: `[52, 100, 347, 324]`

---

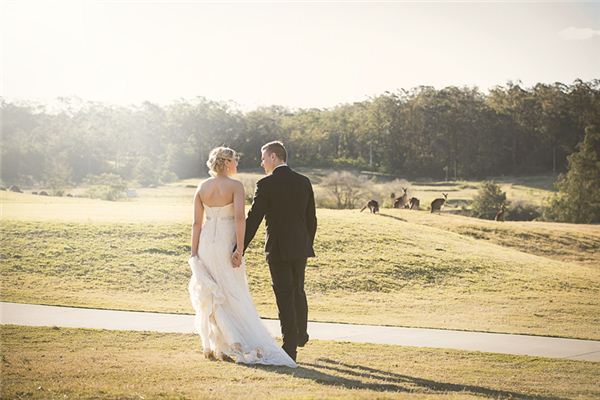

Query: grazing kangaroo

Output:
[430, 193, 448, 213]
[360, 199, 380, 213]
[495, 204, 506, 222]
[393, 188, 409, 209]
[409, 197, 420, 210]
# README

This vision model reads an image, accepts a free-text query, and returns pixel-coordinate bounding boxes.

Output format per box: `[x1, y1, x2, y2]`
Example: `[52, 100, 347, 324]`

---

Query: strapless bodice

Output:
[204, 202, 235, 220]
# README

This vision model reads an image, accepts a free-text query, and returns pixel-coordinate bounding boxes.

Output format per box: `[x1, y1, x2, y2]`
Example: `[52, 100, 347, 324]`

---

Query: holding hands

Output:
[231, 249, 243, 268]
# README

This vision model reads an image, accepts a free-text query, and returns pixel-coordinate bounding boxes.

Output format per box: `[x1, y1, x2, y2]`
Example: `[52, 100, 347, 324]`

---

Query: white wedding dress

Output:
[187, 203, 297, 368]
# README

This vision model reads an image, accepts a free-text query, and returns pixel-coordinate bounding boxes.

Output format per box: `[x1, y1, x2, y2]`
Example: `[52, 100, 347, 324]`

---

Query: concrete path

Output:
[2, 301, 599, 362]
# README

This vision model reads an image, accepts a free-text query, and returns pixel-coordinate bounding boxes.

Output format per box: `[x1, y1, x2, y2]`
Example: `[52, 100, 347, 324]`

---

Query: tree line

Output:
[1, 79, 599, 188]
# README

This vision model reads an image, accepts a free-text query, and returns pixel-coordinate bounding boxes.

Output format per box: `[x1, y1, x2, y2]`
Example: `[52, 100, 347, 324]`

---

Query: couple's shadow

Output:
[243, 357, 566, 400]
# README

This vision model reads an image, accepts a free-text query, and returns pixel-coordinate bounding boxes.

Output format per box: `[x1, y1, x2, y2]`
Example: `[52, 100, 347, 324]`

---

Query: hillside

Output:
[2, 185, 598, 340]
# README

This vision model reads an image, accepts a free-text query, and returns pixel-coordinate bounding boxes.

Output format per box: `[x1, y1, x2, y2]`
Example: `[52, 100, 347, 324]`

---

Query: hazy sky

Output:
[1, 1, 599, 110]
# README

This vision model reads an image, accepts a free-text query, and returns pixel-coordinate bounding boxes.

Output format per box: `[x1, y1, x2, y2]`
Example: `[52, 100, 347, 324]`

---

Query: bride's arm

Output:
[232, 181, 246, 266]
[191, 189, 204, 258]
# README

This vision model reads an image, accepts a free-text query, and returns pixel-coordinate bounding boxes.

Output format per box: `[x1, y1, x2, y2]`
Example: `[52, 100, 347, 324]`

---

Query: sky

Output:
[1, 0, 599, 110]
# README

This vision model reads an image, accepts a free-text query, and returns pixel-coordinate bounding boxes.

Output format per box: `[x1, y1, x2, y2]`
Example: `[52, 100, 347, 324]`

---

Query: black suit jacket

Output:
[244, 166, 317, 261]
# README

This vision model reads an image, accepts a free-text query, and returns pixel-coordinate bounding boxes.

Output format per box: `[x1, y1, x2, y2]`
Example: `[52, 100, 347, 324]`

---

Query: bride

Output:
[187, 146, 297, 368]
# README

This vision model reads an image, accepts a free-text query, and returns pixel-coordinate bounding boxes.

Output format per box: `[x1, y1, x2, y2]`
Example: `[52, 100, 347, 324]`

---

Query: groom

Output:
[236, 141, 317, 362]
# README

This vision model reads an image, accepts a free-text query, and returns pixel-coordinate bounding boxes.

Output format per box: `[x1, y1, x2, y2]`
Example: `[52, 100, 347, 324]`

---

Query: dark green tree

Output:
[544, 125, 600, 223]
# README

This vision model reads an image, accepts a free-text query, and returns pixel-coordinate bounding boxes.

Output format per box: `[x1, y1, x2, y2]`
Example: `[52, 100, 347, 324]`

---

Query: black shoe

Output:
[298, 333, 309, 347]
[282, 346, 297, 362]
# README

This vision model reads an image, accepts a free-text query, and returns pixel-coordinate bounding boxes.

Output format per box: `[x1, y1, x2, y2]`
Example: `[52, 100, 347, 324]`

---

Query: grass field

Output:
[1, 172, 557, 220]
[2, 175, 599, 340]
[408, 174, 557, 208]
[2, 325, 599, 399]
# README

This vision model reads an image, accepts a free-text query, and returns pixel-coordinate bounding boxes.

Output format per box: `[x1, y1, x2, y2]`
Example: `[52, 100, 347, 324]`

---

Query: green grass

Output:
[385, 210, 600, 267]
[2, 325, 599, 399]
[2, 174, 598, 340]
[2, 173, 556, 221]
[409, 174, 557, 207]
[2, 206, 599, 339]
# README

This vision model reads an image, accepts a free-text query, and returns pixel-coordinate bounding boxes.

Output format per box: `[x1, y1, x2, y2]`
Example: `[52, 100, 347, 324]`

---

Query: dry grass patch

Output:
[2, 325, 599, 399]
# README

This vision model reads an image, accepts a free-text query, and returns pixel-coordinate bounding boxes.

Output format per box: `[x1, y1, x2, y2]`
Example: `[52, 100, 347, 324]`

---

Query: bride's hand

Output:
[231, 251, 243, 268]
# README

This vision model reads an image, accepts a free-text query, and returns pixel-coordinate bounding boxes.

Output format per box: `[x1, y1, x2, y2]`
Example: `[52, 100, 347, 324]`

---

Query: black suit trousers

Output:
[267, 258, 308, 355]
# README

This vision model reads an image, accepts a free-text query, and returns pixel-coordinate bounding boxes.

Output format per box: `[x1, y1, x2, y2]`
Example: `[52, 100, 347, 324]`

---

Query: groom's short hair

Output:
[262, 141, 287, 162]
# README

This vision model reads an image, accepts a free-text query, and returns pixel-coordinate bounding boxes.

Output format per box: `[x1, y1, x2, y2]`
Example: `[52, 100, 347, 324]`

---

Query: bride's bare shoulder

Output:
[225, 179, 244, 196]
[227, 177, 244, 188]
[195, 178, 215, 194]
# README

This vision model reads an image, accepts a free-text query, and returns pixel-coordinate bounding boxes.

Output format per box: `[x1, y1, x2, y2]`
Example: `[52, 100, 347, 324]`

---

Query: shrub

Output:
[321, 171, 376, 209]
[133, 157, 159, 187]
[471, 181, 507, 219]
[85, 173, 127, 201]
[313, 188, 340, 209]
[507, 201, 541, 221]
[44, 159, 71, 197]
[159, 170, 177, 184]
[331, 157, 369, 169]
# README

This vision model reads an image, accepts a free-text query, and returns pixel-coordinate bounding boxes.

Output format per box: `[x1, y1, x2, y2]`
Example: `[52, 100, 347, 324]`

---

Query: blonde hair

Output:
[206, 146, 238, 176]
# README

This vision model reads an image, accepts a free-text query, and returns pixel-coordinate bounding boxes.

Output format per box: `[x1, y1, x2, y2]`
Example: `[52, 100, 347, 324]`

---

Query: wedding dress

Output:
[188, 203, 297, 367]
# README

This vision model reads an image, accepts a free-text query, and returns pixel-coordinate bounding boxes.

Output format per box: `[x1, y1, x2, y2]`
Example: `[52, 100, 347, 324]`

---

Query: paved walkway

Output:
[1, 302, 599, 362]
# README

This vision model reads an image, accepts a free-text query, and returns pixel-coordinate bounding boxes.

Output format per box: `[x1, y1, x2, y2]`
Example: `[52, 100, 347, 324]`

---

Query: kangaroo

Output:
[360, 199, 379, 214]
[393, 188, 409, 209]
[409, 197, 420, 210]
[495, 204, 506, 222]
[430, 193, 448, 213]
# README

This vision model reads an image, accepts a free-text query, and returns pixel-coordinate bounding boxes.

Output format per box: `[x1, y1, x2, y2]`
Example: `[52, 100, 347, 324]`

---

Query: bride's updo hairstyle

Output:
[206, 146, 238, 177]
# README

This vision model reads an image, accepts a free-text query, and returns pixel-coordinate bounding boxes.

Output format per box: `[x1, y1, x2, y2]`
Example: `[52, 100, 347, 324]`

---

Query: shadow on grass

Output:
[244, 357, 567, 400]
[377, 213, 407, 222]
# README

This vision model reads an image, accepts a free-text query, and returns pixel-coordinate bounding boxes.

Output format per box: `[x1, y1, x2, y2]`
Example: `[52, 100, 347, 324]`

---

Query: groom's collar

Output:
[272, 164, 289, 174]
